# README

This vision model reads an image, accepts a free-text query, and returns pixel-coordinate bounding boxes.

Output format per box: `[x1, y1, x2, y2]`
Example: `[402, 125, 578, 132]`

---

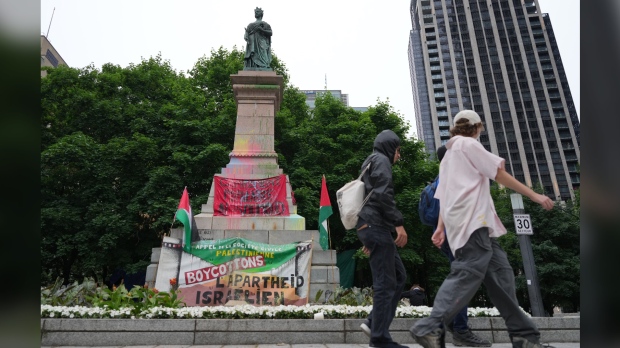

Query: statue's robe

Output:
[244, 20, 272, 68]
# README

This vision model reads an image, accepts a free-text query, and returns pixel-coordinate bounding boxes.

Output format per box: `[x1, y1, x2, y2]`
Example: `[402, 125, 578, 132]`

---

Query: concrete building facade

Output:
[301, 90, 349, 109]
[301, 89, 369, 112]
[407, 0, 580, 200]
[41, 35, 67, 77]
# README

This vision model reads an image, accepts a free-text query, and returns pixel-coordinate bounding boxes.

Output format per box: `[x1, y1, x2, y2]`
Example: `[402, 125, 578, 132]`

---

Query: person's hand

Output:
[531, 193, 554, 211]
[362, 246, 370, 256]
[394, 226, 408, 247]
[431, 227, 445, 248]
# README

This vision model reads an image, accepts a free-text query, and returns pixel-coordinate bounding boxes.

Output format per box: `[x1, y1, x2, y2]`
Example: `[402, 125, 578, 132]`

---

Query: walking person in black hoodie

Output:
[357, 130, 409, 348]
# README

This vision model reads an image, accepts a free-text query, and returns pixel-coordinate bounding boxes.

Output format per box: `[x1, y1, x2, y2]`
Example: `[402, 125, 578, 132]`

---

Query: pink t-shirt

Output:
[435, 136, 506, 255]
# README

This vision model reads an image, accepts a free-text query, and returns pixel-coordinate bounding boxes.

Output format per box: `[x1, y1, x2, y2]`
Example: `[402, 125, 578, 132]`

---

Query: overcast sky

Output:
[40, 0, 579, 138]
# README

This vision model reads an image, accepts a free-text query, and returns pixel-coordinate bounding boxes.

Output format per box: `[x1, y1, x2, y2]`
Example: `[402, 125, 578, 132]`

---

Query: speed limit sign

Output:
[513, 214, 533, 235]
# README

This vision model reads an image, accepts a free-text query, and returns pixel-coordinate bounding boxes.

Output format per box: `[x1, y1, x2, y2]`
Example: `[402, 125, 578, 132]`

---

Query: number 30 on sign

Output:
[513, 214, 533, 235]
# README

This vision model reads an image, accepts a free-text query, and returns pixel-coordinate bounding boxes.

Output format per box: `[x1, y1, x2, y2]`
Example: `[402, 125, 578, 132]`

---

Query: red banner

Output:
[213, 175, 290, 216]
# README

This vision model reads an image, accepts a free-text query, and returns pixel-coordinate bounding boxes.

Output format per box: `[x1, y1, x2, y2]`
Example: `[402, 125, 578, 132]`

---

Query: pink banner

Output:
[213, 175, 290, 216]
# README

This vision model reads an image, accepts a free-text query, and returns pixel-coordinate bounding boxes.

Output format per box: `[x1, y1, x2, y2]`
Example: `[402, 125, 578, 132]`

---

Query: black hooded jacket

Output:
[358, 130, 404, 229]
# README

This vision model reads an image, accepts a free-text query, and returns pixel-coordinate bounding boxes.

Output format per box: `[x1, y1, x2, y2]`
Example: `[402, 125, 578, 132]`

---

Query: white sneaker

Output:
[360, 320, 371, 337]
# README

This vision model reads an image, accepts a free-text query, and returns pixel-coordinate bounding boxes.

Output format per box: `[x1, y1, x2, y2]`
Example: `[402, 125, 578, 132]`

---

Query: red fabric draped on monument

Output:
[213, 174, 290, 216]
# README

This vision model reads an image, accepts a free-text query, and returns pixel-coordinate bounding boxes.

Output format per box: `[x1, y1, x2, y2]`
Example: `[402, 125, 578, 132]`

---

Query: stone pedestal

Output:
[195, 70, 304, 231]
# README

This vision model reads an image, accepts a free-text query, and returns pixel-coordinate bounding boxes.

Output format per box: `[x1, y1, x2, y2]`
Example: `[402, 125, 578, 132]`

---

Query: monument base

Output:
[146, 228, 340, 301]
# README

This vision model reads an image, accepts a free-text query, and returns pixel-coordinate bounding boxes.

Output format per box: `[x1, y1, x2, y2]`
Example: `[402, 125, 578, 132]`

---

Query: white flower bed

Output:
[41, 304, 512, 319]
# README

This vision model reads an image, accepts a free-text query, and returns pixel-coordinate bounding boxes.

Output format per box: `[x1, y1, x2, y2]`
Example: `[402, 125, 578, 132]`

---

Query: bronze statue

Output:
[244, 7, 272, 70]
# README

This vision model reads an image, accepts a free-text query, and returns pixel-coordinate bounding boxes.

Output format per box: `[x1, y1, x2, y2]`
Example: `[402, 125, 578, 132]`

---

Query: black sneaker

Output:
[511, 337, 543, 348]
[369, 342, 409, 348]
[452, 328, 491, 347]
[360, 319, 371, 337]
[409, 327, 445, 348]
[446, 321, 454, 333]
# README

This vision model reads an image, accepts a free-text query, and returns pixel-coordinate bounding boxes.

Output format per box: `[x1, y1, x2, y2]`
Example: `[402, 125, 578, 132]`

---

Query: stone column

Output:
[195, 70, 305, 231]
[221, 70, 283, 178]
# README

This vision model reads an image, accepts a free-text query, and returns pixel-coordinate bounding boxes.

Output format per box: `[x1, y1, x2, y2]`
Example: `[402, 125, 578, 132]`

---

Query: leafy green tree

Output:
[282, 92, 376, 247]
[41, 54, 227, 284]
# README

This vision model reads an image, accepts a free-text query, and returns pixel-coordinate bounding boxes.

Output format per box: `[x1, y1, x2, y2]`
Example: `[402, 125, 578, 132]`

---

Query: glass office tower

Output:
[408, 0, 580, 200]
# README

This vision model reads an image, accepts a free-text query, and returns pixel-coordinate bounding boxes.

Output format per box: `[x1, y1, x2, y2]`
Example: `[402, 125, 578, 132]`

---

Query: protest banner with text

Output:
[171, 237, 312, 306]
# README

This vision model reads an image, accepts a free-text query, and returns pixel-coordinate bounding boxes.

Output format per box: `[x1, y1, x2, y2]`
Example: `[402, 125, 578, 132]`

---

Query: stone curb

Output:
[41, 317, 579, 346]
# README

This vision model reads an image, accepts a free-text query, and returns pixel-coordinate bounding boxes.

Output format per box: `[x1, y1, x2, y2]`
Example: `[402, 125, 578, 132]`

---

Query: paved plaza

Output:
[41, 343, 580, 348]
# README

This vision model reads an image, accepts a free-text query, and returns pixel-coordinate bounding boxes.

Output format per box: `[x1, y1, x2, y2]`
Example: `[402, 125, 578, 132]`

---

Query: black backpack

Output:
[418, 176, 440, 227]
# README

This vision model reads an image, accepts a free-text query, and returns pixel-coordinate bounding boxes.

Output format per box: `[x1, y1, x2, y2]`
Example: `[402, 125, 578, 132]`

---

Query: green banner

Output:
[188, 238, 298, 273]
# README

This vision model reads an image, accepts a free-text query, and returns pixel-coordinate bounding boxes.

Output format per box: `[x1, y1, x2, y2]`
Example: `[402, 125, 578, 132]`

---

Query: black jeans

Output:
[357, 217, 406, 344]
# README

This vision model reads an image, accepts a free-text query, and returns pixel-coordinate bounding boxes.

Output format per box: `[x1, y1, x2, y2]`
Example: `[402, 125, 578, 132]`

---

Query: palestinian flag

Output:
[176, 187, 197, 252]
[318, 175, 333, 250]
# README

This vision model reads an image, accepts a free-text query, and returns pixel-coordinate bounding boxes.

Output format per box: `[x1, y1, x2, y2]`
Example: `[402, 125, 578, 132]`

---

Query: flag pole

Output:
[168, 186, 187, 237]
[326, 189, 337, 294]
[323, 174, 336, 283]
[174, 186, 188, 292]
[327, 219, 332, 250]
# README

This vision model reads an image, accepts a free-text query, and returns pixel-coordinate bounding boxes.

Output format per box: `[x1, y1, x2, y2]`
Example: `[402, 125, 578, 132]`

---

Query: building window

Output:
[46, 49, 59, 67]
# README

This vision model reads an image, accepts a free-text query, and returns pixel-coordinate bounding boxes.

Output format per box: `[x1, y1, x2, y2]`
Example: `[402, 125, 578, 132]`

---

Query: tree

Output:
[41, 54, 229, 284]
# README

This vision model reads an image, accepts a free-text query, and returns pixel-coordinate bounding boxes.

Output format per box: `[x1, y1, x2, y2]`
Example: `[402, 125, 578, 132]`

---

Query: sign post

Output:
[510, 193, 546, 317]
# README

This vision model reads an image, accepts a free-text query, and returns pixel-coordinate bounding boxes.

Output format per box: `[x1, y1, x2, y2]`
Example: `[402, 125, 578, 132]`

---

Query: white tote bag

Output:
[336, 163, 374, 230]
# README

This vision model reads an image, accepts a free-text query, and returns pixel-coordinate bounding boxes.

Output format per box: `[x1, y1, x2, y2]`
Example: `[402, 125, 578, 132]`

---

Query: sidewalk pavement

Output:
[41, 343, 580, 348]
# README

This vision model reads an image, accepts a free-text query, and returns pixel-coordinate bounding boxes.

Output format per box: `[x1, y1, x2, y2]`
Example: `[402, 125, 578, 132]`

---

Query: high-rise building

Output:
[408, 0, 580, 200]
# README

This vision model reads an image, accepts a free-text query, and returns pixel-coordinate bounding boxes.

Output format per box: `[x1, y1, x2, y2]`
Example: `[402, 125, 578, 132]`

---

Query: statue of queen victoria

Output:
[243, 7, 273, 70]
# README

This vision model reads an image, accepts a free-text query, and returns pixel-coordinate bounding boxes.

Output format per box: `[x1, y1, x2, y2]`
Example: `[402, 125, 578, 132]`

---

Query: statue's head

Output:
[254, 7, 263, 19]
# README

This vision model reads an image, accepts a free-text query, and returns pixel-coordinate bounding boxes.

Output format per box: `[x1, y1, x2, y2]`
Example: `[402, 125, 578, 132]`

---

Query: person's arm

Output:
[495, 167, 554, 210]
[370, 156, 407, 247]
[394, 225, 407, 247]
[431, 210, 445, 248]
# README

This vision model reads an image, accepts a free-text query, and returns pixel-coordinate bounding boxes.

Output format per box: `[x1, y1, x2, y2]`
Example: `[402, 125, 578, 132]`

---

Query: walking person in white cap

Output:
[409, 110, 554, 348]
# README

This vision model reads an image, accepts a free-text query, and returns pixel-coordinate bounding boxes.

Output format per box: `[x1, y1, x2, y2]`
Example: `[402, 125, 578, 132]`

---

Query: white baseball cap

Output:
[454, 110, 484, 130]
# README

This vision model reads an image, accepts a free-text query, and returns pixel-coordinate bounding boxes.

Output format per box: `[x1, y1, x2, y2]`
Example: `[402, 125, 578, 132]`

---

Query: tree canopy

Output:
[41, 47, 579, 314]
